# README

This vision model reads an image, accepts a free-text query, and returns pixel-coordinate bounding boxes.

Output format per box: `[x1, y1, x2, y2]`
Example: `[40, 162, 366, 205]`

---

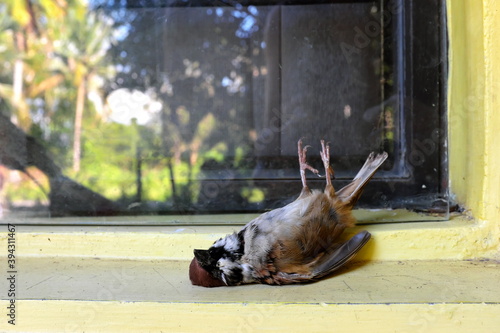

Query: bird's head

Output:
[189, 233, 244, 287]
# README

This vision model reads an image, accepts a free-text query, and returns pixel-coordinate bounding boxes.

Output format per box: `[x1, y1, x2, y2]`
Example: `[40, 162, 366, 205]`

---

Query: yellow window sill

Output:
[1, 219, 500, 332]
[7, 213, 499, 261]
[4, 300, 498, 332]
[1, 214, 499, 331]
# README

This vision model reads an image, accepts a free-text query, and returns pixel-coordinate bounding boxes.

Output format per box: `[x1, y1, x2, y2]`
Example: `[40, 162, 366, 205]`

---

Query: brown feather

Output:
[267, 189, 356, 281]
[336, 152, 388, 208]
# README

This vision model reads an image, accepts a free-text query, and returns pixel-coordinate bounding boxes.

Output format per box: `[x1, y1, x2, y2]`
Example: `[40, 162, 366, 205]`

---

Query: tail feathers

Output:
[336, 152, 388, 208]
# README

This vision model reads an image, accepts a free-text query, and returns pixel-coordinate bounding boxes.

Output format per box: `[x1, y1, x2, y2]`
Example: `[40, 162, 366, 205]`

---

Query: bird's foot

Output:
[320, 140, 335, 188]
[298, 139, 319, 190]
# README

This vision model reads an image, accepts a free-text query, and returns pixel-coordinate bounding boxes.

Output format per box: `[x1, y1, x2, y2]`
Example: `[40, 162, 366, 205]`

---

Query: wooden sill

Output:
[2, 256, 500, 332]
[7, 213, 499, 261]
[1, 214, 499, 331]
[1, 203, 499, 333]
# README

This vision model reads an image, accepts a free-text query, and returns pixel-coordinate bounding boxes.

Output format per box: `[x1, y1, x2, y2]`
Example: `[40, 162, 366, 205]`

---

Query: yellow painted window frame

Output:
[6, 0, 500, 262]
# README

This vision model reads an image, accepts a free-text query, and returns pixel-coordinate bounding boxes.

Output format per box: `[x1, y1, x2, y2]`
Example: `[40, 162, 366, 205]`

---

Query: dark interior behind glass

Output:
[0, 0, 448, 222]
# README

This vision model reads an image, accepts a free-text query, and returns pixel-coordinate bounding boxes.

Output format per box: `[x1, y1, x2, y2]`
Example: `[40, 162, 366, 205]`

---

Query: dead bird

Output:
[190, 139, 387, 287]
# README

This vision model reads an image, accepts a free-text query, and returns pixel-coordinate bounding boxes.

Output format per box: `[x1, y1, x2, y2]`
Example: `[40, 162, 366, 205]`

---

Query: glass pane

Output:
[0, 0, 448, 223]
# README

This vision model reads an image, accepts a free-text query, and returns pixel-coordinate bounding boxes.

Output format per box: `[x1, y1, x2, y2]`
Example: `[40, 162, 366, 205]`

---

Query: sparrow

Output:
[189, 139, 388, 287]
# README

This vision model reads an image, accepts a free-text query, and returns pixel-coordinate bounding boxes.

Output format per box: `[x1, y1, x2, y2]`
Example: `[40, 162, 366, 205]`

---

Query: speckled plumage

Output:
[189, 140, 388, 287]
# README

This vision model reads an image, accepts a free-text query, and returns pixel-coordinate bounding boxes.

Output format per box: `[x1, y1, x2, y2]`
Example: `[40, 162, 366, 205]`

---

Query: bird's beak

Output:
[193, 249, 211, 267]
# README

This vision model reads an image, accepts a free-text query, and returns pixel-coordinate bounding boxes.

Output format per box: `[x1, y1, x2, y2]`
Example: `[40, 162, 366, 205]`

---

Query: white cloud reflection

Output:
[106, 88, 162, 125]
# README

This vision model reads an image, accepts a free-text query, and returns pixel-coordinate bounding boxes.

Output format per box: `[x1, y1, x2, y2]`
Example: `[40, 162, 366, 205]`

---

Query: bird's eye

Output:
[208, 246, 225, 259]
[209, 248, 216, 256]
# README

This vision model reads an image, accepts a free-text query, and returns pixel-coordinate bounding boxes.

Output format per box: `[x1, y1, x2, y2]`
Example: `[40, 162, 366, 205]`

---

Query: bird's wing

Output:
[273, 231, 371, 284]
[335, 152, 388, 208]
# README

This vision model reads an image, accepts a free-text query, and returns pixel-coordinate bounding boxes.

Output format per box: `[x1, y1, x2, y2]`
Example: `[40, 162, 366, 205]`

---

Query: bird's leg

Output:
[320, 140, 335, 193]
[298, 139, 319, 194]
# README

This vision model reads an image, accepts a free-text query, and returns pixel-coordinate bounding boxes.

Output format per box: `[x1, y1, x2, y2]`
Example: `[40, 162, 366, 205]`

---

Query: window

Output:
[0, 0, 447, 223]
